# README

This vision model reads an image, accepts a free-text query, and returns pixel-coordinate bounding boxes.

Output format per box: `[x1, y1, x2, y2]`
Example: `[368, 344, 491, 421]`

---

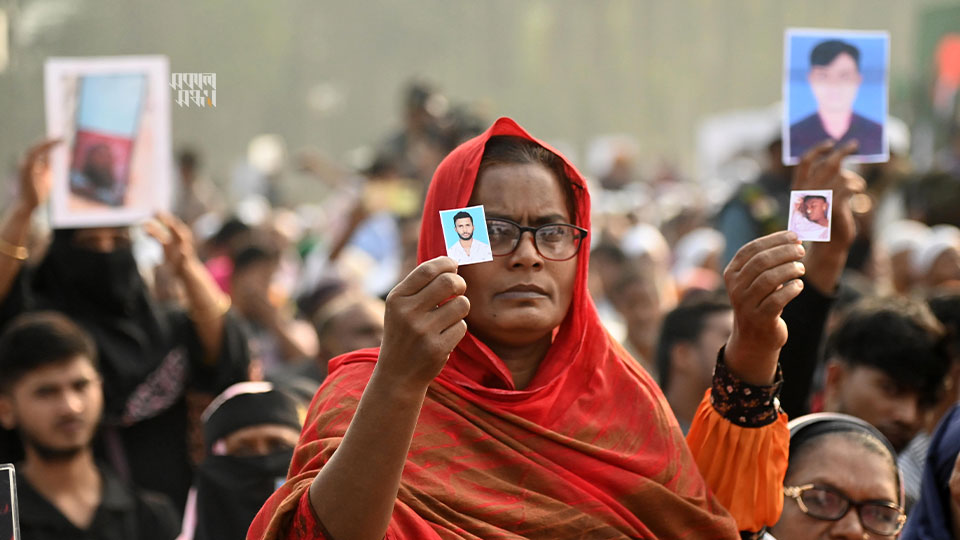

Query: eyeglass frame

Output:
[485, 217, 588, 262]
[783, 483, 906, 536]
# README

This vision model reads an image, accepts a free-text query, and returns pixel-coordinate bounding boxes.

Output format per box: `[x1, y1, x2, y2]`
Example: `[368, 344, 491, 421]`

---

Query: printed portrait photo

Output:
[789, 189, 833, 242]
[45, 56, 172, 228]
[783, 29, 890, 164]
[439, 205, 493, 265]
[0, 465, 17, 540]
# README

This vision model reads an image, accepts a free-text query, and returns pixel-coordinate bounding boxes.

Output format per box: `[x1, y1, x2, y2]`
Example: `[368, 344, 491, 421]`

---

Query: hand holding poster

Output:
[44, 56, 171, 228]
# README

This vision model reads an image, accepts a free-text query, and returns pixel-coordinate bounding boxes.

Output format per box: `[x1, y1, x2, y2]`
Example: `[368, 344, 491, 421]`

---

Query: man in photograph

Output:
[792, 194, 831, 241]
[789, 39, 883, 157]
[447, 211, 491, 264]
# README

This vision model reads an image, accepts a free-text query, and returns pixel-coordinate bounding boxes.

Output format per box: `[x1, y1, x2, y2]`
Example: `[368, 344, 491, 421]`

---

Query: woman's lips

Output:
[496, 284, 548, 300]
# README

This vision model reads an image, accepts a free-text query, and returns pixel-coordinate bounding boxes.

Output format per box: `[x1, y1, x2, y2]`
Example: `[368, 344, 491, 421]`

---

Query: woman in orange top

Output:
[248, 118, 800, 539]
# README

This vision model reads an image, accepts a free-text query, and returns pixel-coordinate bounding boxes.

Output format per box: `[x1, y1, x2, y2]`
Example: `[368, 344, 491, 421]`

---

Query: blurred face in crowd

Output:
[0, 356, 103, 460]
[455, 217, 474, 241]
[458, 163, 577, 352]
[927, 248, 960, 288]
[823, 363, 924, 452]
[233, 259, 278, 299]
[803, 197, 830, 226]
[809, 52, 862, 116]
[222, 424, 301, 457]
[687, 310, 733, 386]
[319, 300, 385, 361]
[772, 434, 901, 539]
[71, 227, 132, 253]
[614, 277, 662, 351]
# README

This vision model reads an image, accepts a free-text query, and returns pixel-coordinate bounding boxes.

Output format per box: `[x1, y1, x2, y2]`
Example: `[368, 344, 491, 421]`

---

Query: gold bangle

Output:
[0, 238, 28, 260]
[189, 296, 231, 323]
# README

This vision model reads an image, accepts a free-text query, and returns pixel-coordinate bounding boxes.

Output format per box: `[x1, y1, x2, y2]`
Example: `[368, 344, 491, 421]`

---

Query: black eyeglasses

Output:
[783, 484, 905, 537]
[485, 218, 588, 262]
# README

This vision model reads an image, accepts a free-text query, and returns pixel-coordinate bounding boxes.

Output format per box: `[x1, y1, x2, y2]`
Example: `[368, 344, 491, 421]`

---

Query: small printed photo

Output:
[783, 28, 890, 165]
[0, 464, 19, 540]
[789, 190, 833, 242]
[45, 56, 172, 229]
[439, 205, 493, 266]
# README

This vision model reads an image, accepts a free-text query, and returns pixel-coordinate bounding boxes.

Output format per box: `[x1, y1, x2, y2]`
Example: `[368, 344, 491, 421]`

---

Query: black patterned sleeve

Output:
[709, 346, 783, 428]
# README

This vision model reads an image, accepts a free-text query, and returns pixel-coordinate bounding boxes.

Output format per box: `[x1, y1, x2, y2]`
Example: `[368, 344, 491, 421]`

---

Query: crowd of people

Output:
[0, 78, 958, 539]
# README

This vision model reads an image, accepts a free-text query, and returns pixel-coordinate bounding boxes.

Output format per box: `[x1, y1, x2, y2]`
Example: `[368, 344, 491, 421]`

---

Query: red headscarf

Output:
[248, 118, 739, 539]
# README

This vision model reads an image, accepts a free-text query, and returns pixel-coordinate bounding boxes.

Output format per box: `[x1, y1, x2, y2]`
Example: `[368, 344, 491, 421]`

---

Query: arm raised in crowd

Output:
[777, 141, 865, 416]
[146, 212, 230, 364]
[307, 256, 469, 540]
[687, 231, 804, 533]
[792, 140, 865, 294]
[0, 140, 58, 302]
[722, 230, 806, 386]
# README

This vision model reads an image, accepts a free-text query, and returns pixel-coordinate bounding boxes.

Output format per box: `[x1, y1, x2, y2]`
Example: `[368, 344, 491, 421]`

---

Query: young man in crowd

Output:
[0, 312, 179, 540]
[821, 297, 950, 453]
[654, 296, 733, 433]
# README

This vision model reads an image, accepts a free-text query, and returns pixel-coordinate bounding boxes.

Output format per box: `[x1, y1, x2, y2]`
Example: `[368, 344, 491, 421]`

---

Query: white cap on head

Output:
[880, 220, 930, 257]
[887, 116, 910, 157]
[911, 224, 960, 278]
[672, 227, 725, 279]
[620, 223, 670, 264]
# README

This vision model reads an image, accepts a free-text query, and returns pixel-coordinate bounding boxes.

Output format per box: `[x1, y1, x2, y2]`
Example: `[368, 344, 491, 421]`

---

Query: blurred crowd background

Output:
[1, 1, 960, 537]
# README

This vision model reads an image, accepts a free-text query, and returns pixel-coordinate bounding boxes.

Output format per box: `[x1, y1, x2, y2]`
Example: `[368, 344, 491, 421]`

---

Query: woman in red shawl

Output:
[248, 118, 802, 539]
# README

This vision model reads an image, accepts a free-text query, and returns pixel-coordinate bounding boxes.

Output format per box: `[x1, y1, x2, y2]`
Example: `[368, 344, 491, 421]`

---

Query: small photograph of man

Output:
[0, 466, 15, 540]
[439, 205, 493, 265]
[788, 189, 833, 242]
[783, 29, 889, 164]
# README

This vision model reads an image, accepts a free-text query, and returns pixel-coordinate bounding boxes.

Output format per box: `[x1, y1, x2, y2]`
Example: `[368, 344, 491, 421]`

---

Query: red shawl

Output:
[248, 118, 740, 539]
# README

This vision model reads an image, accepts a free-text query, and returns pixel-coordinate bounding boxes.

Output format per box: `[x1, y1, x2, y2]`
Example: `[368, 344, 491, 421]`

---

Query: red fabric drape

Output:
[248, 117, 740, 539]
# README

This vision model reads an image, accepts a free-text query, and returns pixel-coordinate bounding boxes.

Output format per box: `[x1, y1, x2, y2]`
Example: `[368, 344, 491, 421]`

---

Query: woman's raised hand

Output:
[377, 256, 470, 392]
[144, 212, 199, 274]
[723, 231, 806, 386]
[17, 139, 60, 211]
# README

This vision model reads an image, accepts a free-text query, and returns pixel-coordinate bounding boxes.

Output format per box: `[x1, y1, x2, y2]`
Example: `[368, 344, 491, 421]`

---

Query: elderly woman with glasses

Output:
[768, 413, 906, 539]
[249, 118, 806, 539]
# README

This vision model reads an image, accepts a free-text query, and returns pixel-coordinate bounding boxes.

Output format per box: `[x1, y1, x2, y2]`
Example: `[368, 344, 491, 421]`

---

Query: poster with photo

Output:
[44, 56, 171, 228]
[783, 28, 889, 165]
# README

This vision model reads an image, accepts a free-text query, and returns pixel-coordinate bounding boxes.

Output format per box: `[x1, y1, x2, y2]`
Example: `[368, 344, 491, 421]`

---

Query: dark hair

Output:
[929, 293, 960, 364]
[0, 312, 98, 393]
[590, 242, 627, 265]
[210, 218, 251, 250]
[232, 245, 280, 275]
[452, 211, 473, 225]
[810, 40, 861, 70]
[478, 136, 579, 224]
[656, 297, 732, 390]
[803, 195, 827, 204]
[177, 148, 200, 170]
[826, 297, 949, 406]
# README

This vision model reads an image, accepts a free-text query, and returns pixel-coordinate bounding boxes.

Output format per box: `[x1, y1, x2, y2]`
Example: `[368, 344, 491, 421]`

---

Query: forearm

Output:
[268, 317, 318, 361]
[179, 257, 228, 363]
[309, 368, 426, 540]
[0, 203, 34, 300]
[802, 243, 849, 295]
[724, 333, 779, 386]
[778, 280, 834, 416]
